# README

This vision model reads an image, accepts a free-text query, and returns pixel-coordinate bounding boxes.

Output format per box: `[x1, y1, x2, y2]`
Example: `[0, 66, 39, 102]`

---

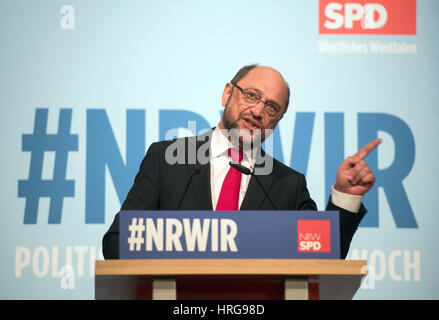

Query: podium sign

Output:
[119, 211, 340, 260]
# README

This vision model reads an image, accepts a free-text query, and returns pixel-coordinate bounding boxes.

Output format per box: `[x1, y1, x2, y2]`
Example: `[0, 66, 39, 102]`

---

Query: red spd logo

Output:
[319, 0, 416, 35]
[297, 220, 331, 252]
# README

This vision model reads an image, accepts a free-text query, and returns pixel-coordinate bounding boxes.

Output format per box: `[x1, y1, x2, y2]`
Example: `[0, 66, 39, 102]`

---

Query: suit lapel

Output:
[191, 162, 213, 210]
[186, 130, 213, 210]
[240, 151, 276, 210]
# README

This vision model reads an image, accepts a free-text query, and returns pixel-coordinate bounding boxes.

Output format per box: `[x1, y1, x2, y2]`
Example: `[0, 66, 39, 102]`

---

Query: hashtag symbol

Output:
[128, 218, 145, 251]
[18, 109, 78, 224]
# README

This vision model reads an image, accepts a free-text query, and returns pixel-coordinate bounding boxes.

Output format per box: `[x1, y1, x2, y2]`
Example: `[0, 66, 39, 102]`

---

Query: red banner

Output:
[319, 0, 416, 35]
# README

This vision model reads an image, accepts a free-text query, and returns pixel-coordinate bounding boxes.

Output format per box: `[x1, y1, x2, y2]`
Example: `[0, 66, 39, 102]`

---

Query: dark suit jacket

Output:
[102, 130, 366, 259]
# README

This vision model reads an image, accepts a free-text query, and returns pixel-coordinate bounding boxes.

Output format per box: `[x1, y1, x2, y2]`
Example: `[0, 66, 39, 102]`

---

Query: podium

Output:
[95, 259, 367, 300]
[98, 210, 366, 299]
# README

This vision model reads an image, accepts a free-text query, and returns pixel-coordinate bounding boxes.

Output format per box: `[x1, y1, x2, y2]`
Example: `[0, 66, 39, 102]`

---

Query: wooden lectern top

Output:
[95, 259, 367, 277]
[95, 259, 367, 300]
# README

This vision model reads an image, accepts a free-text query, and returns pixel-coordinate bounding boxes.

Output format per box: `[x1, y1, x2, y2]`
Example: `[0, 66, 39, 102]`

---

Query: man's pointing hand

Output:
[334, 138, 382, 196]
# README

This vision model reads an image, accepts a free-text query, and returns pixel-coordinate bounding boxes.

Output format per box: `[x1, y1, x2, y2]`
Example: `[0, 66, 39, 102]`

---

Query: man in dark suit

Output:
[102, 64, 380, 259]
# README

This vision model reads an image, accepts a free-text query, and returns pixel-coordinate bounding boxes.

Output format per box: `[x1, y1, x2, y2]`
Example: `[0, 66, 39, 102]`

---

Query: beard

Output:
[221, 104, 264, 151]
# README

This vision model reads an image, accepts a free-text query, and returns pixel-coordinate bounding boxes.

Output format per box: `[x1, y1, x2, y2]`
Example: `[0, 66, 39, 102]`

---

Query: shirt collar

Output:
[211, 127, 257, 168]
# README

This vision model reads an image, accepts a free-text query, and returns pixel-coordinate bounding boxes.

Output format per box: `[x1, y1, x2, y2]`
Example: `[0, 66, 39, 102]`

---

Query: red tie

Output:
[216, 148, 243, 211]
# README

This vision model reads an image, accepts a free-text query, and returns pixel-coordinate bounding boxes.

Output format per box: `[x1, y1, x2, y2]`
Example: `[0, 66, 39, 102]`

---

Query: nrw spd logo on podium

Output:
[297, 220, 331, 252]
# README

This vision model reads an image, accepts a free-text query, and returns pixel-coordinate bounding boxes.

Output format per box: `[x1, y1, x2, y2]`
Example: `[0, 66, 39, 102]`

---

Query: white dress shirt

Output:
[209, 127, 362, 212]
[210, 127, 256, 209]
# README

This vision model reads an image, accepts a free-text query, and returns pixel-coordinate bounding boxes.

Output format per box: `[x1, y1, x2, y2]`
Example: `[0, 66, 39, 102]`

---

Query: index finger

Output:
[354, 138, 382, 160]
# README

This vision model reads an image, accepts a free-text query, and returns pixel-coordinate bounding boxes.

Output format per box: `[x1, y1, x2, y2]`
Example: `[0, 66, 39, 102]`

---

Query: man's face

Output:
[219, 66, 288, 147]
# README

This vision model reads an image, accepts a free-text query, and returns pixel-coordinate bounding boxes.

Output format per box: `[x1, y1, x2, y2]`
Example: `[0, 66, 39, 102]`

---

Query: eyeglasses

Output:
[231, 82, 283, 119]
